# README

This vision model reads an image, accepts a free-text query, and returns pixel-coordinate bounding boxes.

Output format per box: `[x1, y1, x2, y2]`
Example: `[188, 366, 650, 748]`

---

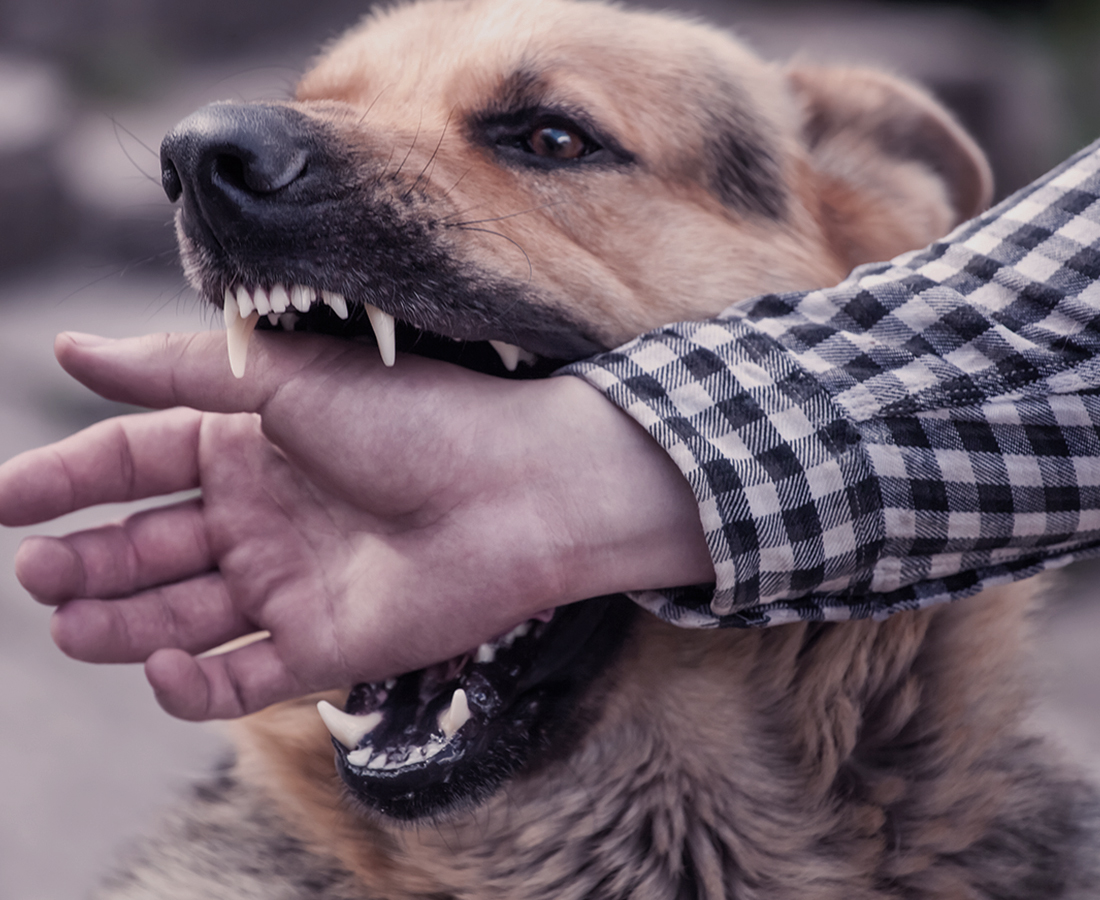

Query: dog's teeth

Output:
[502, 621, 531, 646]
[489, 340, 521, 372]
[488, 340, 536, 372]
[278, 312, 299, 331]
[316, 700, 383, 750]
[364, 303, 396, 367]
[439, 688, 471, 739]
[235, 285, 255, 319]
[322, 290, 349, 320]
[475, 643, 496, 664]
[367, 752, 388, 769]
[347, 746, 374, 767]
[225, 288, 260, 379]
[290, 284, 314, 313]
[270, 283, 290, 314]
[266, 313, 279, 326]
[253, 286, 272, 316]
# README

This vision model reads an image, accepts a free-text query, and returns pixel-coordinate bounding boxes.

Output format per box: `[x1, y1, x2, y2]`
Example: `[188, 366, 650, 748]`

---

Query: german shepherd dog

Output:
[100, 0, 1099, 896]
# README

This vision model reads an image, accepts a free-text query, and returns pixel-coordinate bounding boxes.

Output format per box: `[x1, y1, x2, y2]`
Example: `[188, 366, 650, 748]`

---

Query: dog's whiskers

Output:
[403, 111, 454, 201]
[439, 167, 473, 202]
[445, 201, 564, 228]
[110, 117, 163, 189]
[453, 225, 534, 280]
[356, 85, 390, 129]
[391, 113, 422, 180]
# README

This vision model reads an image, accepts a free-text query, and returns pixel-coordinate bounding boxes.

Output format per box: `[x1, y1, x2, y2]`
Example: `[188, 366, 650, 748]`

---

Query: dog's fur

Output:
[100, 1, 1100, 897]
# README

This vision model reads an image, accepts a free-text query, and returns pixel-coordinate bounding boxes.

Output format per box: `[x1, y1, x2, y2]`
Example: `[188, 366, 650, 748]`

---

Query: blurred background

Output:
[1, 1, 1099, 897]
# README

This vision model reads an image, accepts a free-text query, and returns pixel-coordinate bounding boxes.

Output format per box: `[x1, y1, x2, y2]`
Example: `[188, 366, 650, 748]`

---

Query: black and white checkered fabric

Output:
[563, 138, 1100, 627]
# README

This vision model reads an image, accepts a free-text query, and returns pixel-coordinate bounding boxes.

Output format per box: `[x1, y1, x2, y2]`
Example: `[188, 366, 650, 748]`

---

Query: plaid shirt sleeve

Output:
[561, 138, 1100, 628]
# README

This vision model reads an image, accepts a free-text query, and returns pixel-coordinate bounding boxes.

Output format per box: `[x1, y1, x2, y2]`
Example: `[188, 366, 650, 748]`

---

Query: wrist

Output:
[518, 375, 714, 606]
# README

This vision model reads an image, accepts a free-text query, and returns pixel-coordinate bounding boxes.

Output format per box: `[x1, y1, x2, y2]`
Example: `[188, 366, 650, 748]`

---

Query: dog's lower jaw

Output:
[226, 588, 1099, 900]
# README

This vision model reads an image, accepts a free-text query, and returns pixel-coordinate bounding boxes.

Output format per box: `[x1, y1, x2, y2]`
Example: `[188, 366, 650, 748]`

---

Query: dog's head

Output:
[161, 0, 991, 823]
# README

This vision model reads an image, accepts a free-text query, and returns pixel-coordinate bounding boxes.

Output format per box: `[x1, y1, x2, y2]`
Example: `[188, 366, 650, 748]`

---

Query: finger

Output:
[53, 330, 372, 415]
[145, 642, 308, 721]
[50, 572, 252, 663]
[15, 498, 212, 604]
[0, 408, 203, 526]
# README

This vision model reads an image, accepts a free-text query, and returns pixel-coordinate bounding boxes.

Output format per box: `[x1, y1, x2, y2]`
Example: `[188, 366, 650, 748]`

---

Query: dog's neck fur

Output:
[235, 585, 1096, 899]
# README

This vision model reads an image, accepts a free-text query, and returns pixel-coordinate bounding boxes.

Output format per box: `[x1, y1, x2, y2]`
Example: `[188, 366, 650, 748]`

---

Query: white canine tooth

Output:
[235, 285, 255, 318]
[367, 752, 388, 769]
[316, 700, 383, 750]
[322, 289, 349, 320]
[489, 340, 537, 372]
[489, 340, 521, 372]
[267, 313, 279, 326]
[364, 303, 396, 367]
[290, 284, 314, 312]
[439, 688, 471, 739]
[225, 289, 260, 379]
[348, 747, 372, 767]
[253, 286, 271, 316]
[475, 643, 496, 664]
[269, 283, 290, 314]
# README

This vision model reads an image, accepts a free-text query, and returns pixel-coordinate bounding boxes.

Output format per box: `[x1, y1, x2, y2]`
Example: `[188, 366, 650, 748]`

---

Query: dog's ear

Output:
[788, 66, 993, 269]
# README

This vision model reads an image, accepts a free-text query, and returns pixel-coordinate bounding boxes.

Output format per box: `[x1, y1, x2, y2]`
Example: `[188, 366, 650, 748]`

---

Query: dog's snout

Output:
[160, 102, 316, 226]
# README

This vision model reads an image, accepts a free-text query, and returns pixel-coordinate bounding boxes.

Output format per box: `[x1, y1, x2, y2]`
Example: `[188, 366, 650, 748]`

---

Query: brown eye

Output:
[529, 125, 587, 159]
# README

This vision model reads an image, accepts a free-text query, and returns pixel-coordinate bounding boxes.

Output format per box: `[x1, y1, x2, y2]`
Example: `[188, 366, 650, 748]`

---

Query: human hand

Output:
[0, 331, 711, 720]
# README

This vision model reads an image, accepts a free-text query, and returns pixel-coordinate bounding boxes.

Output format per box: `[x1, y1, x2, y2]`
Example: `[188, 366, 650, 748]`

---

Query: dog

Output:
[97, 0, 1100, 896]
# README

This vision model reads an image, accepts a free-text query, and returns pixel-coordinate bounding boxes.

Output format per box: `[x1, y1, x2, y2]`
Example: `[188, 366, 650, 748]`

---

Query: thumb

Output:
[54, 330, 351, 413]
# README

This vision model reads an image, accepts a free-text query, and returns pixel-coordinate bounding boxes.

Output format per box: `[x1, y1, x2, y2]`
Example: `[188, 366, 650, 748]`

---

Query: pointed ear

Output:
[788, 66, 993, 269]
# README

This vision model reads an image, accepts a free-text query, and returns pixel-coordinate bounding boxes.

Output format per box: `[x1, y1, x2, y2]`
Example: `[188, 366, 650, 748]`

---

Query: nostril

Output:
[213, 153, 248, 194]
[162, 159, 182, 203]
[213, 147, 309, 196]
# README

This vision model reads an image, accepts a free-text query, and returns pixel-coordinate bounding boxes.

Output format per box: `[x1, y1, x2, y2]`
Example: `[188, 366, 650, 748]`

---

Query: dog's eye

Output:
[529, 125, 587, 160]
[484, 111, 621, 168]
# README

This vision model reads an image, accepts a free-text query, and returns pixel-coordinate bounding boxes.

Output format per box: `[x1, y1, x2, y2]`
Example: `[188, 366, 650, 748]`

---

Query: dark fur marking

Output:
[702, 73, 786, 219]
[708, 122, 786, 218]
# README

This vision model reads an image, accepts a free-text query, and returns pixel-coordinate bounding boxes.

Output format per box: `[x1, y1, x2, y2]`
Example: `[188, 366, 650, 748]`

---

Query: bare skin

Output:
[0, 330, 713, 720]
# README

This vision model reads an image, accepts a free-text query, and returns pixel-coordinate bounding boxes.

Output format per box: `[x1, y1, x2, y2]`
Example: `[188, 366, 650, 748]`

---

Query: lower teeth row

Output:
[317, 687, 472, 770]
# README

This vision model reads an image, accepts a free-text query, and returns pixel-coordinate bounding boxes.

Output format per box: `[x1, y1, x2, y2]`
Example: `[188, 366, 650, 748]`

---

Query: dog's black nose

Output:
[160, 102, 314, 213]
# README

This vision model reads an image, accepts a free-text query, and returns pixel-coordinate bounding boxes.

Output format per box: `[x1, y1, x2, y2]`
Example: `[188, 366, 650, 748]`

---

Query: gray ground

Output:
[0, 4, 1098, 899]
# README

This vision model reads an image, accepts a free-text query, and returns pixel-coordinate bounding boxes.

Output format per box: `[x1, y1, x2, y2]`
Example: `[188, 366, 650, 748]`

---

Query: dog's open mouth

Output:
[317, 596, 636, 821]
[216, 285, 634, 822]
[222, 281, 569, 379]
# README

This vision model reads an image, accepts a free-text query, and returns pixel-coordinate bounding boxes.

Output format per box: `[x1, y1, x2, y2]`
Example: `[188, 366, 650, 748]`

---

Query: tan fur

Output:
[287, 0, 990, 347]
[100, 2, 1099, 897]
[235, 585, 1056, 899]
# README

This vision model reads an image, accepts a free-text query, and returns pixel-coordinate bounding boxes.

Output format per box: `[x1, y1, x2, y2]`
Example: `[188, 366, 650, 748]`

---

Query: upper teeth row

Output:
[235, 283, 347, 320]
[223, 282, 396, 377]
[222, 283, 536, 379]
